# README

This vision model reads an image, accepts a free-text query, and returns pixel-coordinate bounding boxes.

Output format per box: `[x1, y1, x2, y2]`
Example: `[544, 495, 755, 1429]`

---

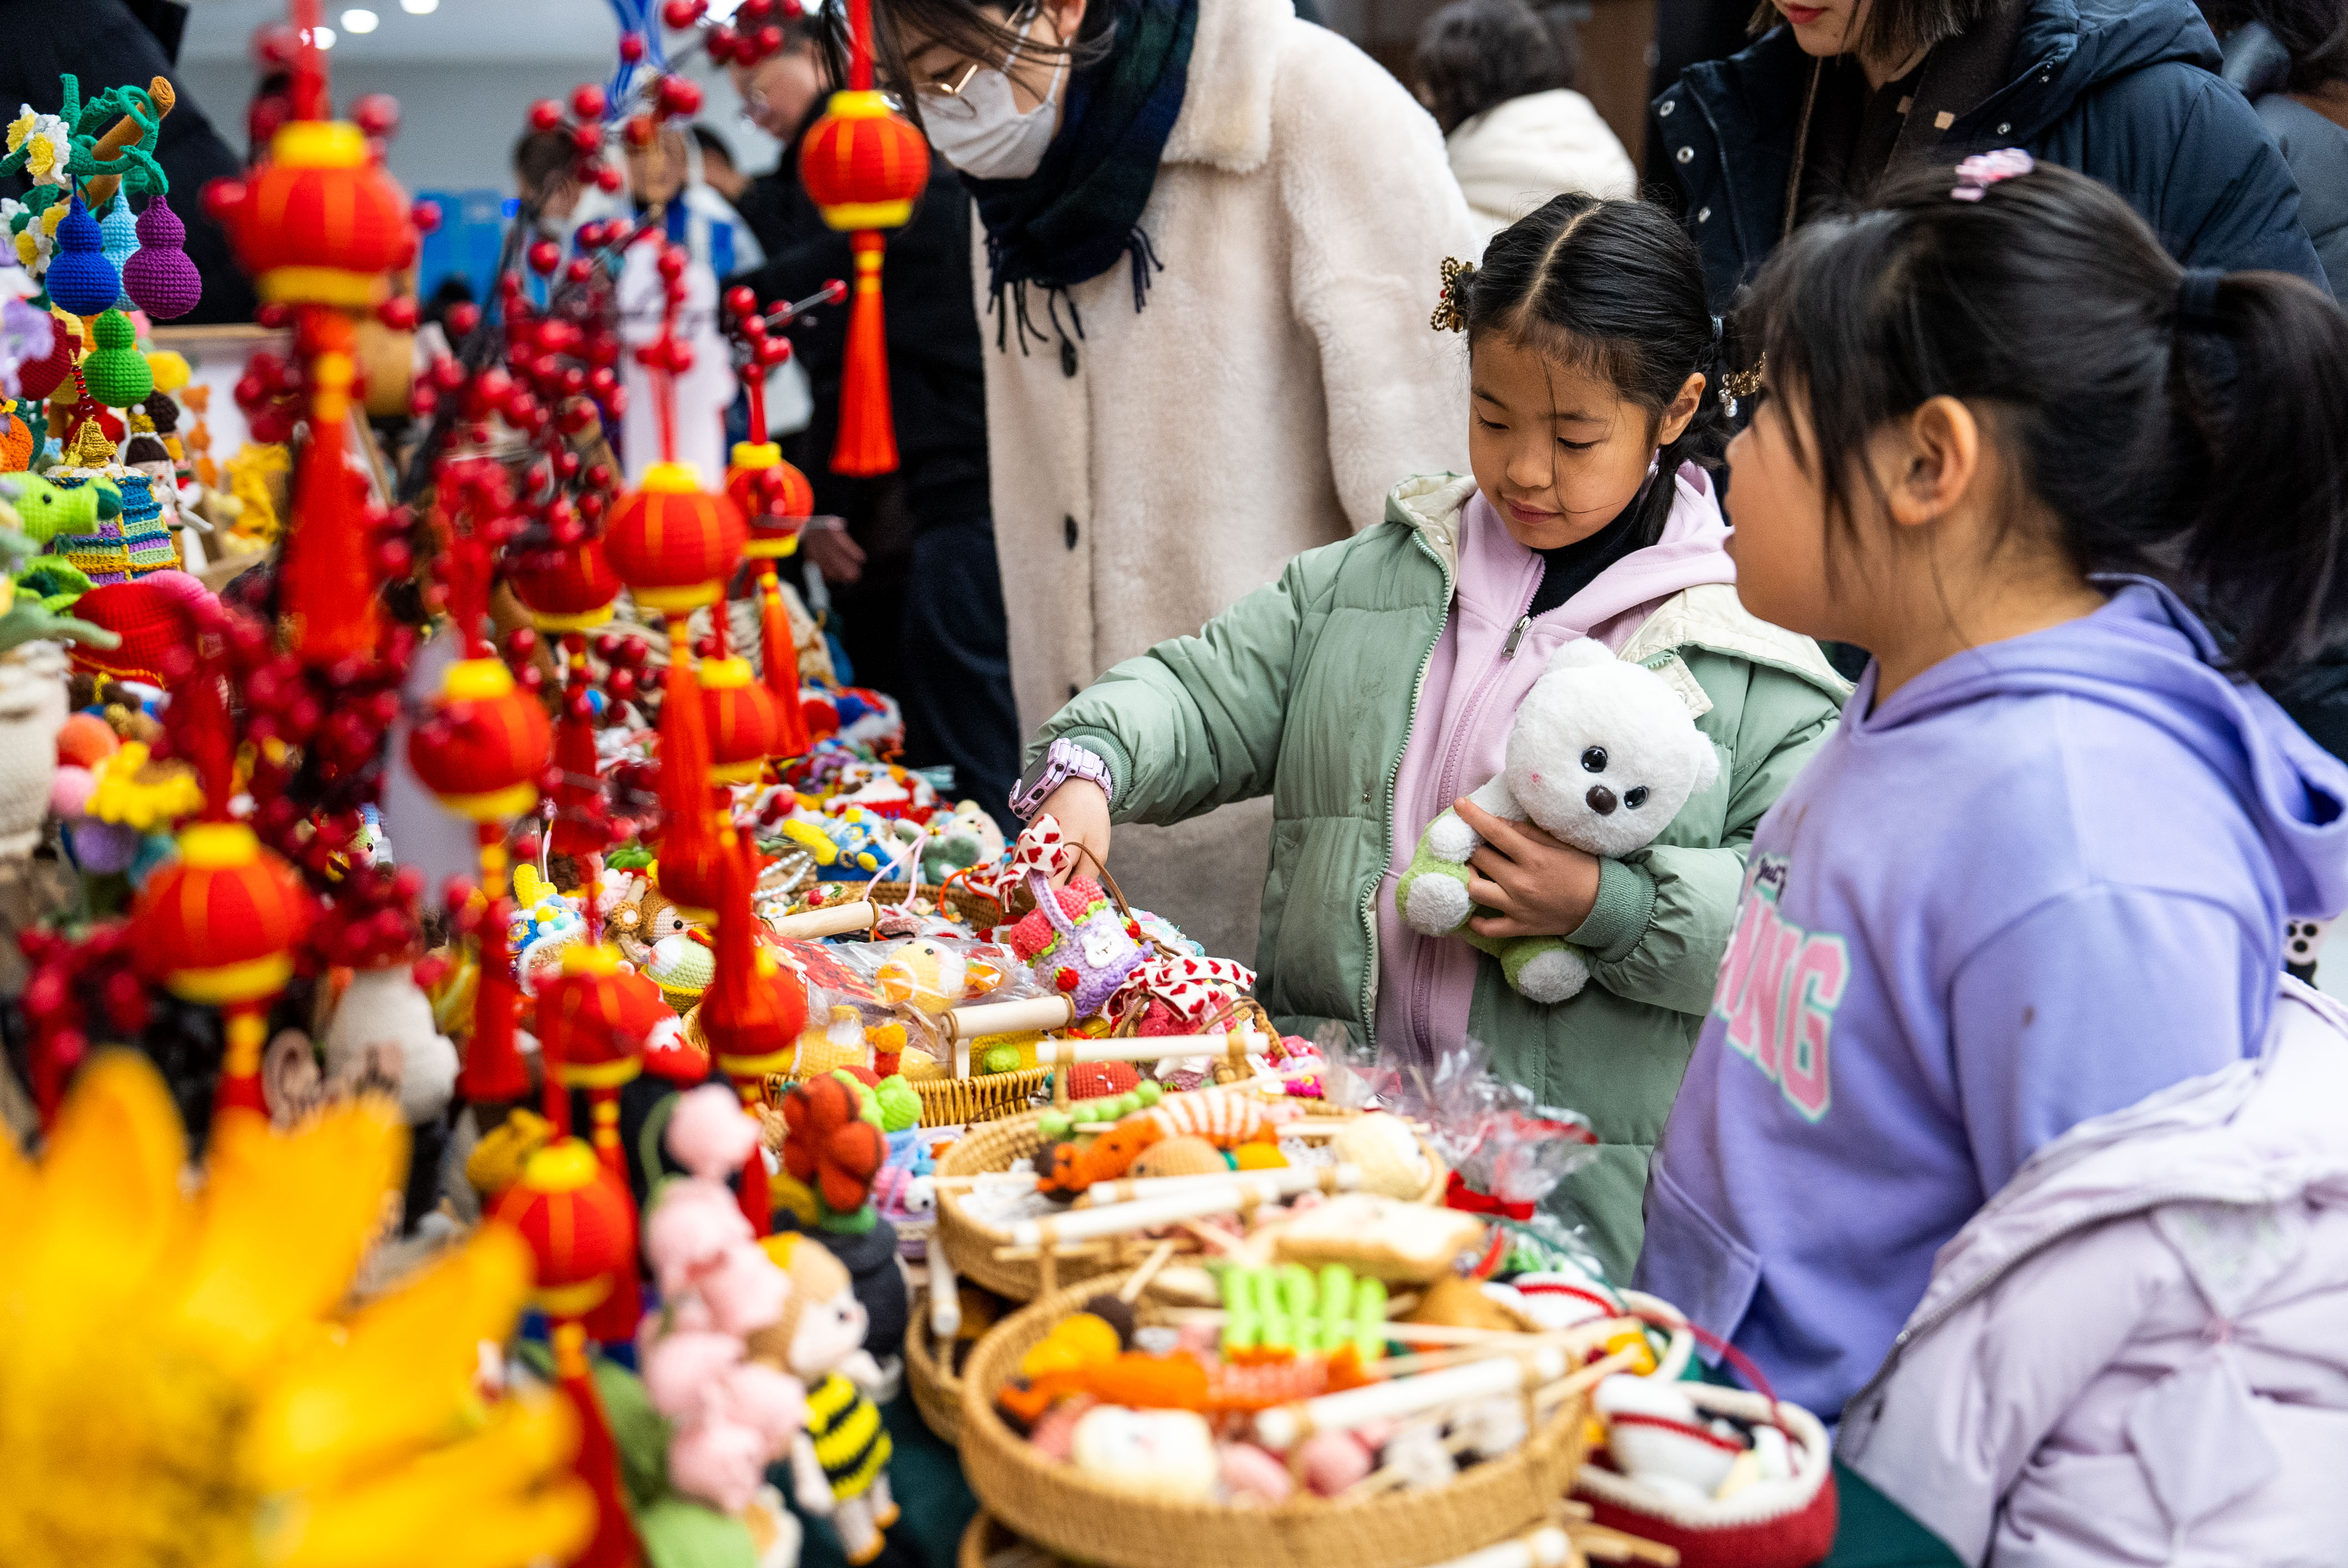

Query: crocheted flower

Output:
[7, 109, 71, 187]
[0, 1053, 595, 1568]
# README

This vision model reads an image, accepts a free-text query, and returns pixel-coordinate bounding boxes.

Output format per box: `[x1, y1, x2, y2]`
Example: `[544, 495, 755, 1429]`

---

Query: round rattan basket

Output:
[905, 1286, 965, 1447]
[959, 1267, 1592, 1568]
[934, 1100, 1449, 1302]
[957, 1510, 1083, 1568]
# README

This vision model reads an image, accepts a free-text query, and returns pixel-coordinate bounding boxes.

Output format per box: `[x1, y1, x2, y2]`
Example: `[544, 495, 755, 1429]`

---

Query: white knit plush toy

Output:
[1396, 638, 1718, 1002]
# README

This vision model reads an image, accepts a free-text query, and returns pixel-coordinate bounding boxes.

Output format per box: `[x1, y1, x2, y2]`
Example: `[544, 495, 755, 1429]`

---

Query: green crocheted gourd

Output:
[80, 308, 152, 409]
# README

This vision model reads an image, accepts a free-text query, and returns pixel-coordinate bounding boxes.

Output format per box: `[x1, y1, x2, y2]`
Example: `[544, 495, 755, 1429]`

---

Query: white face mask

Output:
[921, 15, 1068, 181]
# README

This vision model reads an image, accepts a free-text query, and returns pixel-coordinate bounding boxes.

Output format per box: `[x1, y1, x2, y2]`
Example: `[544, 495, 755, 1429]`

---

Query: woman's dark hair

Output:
[872, 0, 1127, 117]
[1415, 0, 1572, 135]
[1456, 193, 1728, 548]
[1743, 0, 1997, 75]
[512, 127, 576, 200]
[1742, 160, 2348, 680]
[2210, 0, 2348, 91]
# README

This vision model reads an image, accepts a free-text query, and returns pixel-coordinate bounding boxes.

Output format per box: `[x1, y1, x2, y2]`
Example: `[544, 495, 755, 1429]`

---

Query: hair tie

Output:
[1951, 147, 2033, 200]
[1430, 258, 1472, 334]
[2176, 267, 2225, 328]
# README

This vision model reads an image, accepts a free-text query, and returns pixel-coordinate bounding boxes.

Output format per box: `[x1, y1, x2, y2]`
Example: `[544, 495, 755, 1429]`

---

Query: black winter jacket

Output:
[1652, 0, 2327, 311]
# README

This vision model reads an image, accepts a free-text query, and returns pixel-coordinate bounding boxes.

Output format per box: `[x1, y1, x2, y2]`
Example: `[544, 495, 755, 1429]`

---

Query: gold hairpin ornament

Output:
[1430, 257, 1471, 333]
[1720, 354, 1765, 403]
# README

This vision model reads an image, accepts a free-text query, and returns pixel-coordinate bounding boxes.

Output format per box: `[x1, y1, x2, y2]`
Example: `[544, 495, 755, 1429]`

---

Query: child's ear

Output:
[1886, 395, 1982, 530]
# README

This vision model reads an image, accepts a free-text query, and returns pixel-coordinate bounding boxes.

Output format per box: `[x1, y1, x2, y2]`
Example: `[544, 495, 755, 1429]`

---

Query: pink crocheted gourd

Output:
[120, 196, 203, 320]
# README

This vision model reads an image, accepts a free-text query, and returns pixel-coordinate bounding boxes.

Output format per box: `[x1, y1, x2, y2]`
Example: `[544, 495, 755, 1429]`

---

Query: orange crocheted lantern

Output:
[605, 461, 747, 616]
[700, 657, 787, 785]
[796, 74, 928, 478]
[128, 821, 315, 1118]
[510, 539, 622, 632]
[406, 657, 553, 821]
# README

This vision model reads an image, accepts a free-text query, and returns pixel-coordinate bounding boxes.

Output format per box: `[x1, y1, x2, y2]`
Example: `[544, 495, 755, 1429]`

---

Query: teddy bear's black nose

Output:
[1585, 785, 1618, 815]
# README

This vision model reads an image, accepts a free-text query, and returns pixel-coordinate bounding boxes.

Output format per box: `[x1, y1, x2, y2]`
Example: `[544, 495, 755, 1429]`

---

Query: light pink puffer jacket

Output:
[1837, 977, 2348, 1565]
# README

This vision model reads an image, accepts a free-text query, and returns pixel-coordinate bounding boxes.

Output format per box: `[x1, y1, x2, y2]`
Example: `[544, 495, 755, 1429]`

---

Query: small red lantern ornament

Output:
[537, 945, 666, 1180]
[492, 1138, 643, 1568]
[211, 9, 420, 667]
[512, 541, 623, 864]
[795, 0, 929, 476]
[129, 822, 315, 1119]
[700, 655, 787, 785]
[725, 441, 817, 757]
[407, 656, 552, 821]
[604, 460, 747, 617]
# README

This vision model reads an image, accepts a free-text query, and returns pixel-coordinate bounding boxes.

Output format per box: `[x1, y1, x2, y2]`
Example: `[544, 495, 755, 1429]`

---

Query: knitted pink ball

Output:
[121, 197, 202, 321]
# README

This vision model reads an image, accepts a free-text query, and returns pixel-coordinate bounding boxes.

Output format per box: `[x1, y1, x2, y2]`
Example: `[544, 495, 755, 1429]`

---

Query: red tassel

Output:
[283, 306, 380, 664]
[653, 620, 724, 916]
[756, 564, 812, 760]
[830, 232, 897, 477]
[549, 639, 605, 858]
[462, 899, 533, 1106]
[215, 1007, 269, 1121]
[552, 1321, 644, 1568]
[583, 1258, 642, 1344]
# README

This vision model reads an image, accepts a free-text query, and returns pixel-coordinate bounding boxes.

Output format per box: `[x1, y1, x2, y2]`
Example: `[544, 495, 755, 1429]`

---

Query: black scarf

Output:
[962, 0, 1198, 353]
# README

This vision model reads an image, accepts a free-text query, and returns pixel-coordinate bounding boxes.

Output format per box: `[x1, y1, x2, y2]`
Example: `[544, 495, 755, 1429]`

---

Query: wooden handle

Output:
[766, 901, 876, 940]
[1007, 1164, 1360, 1248]
[940, 994, 1077, 1044]
[83, 76, 173, 210]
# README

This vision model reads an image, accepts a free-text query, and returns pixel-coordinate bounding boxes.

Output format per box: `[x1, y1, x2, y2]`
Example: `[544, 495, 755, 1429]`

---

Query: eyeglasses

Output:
[916, 0, 1046, 97]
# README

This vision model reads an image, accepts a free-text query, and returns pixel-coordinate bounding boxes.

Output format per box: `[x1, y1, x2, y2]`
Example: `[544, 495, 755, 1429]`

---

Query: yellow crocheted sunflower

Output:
[84, 741, 202, 832]
[0, 1053, 595, 1568]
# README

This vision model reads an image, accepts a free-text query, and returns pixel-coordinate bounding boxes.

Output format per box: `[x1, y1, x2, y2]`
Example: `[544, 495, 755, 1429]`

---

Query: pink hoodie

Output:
[1372, 463, 1737, 1060]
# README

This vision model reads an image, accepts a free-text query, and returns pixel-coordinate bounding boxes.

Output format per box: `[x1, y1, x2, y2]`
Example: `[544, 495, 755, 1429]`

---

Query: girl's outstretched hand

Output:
[1035, 779, 1113, 888]
[1455, 798, 1602, 940]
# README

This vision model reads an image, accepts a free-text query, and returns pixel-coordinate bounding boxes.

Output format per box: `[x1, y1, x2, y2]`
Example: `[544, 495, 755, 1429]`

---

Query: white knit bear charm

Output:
[1396, 638, 1718, 1002]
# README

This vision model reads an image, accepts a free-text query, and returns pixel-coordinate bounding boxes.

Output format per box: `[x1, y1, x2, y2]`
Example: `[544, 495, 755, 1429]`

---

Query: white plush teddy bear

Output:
[1395, 638, 1718, 1003]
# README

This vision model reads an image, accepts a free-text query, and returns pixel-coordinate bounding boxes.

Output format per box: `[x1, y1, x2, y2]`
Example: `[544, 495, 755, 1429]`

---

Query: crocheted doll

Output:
[748, 1234, 898, 1566]
[1396, 639, 1718, 1003]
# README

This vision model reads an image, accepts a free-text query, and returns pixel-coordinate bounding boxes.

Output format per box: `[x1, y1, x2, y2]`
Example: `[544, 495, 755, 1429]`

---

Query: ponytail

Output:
[1743, 161, 2348, 680]
[2174, 270, 2348, 678]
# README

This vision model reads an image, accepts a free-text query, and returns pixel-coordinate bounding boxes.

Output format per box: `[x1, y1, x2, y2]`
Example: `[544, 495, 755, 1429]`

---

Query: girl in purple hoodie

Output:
[1636, 158, 2348, 1426]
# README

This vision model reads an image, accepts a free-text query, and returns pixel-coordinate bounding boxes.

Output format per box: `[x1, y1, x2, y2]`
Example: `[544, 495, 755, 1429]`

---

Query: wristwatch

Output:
[1010, 738, 1115, 821]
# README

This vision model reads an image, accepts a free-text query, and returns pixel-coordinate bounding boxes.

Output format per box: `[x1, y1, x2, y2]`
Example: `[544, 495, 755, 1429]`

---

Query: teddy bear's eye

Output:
[1625, 786, 1650, 809]
[1580, 746, 1608, 773]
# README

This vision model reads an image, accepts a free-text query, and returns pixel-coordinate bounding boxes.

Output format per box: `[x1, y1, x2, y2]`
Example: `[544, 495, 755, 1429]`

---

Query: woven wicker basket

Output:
[957, 1511, 1082, 1568]
[959, 1268, 1592, 1568]
[933, 1100, 1449, 1302]
[905, 1287, 965, 1446]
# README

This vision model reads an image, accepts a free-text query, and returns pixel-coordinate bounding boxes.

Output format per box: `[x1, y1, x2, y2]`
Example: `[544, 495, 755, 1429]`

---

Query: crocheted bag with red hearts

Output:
[1002, 873, 1148, 1017]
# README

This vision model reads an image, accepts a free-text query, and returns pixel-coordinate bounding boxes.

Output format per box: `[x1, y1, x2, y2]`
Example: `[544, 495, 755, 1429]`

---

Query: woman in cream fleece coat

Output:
[886, 0, 1477, 955]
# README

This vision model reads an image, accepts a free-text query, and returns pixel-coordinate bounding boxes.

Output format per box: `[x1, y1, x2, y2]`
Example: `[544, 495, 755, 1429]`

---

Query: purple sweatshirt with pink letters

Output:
[1634, 580, 2348, 1422]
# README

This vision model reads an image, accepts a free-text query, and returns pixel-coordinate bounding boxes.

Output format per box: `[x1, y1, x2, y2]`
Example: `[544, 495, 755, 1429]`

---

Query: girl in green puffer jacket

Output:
[1008, 196, 1846, 1275]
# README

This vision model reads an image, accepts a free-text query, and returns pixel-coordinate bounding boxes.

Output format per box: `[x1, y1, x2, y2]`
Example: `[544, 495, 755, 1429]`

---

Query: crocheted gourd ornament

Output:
[44, 197, 121, 318]
[99, 198, 138, 309]
[81, 310, 152, 409]
[121, 195, 201, 320]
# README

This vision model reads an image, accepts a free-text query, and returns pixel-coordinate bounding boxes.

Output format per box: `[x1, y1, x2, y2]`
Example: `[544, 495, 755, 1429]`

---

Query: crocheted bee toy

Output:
[1396, 639, 1717, 1002]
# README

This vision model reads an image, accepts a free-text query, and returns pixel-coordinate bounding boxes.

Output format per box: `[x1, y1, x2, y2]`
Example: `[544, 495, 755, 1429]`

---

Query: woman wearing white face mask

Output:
[884, 0, 1477, 961]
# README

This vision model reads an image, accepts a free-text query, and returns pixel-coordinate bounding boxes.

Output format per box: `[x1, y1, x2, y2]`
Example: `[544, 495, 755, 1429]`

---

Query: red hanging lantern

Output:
[492, 1137, 643, 1568]
[128, 822, 315, 1120]
[510, 539, 623, 633]
[212, 109, 419, 666]
[537, 945, 665, 1180]
[604, 460, 747, 618]
[724, 443, 816, 759]
[696, 833, 807, 1234]
[700, 656, 787, 785]
[796, 0, 929, 478]
[408, 657, 553, 821]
